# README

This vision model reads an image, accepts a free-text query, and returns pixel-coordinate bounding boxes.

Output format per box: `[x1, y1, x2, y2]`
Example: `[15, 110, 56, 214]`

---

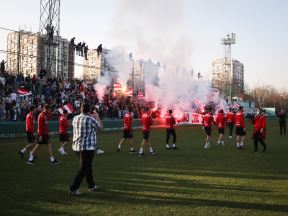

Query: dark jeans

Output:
[166, 128, 176, 144]
[228, 123, 234, 136]
[254, 131, 267, 152]
[70, 150, 95, 191]
[280, 122, 286, 135]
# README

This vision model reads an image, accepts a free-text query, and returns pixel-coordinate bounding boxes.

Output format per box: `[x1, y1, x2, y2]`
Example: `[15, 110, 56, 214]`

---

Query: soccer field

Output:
[0, 119, 287, 216]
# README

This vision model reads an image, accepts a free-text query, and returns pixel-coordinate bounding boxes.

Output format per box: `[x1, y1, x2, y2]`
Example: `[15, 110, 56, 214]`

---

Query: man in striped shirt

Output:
[69, 103, 103, 195]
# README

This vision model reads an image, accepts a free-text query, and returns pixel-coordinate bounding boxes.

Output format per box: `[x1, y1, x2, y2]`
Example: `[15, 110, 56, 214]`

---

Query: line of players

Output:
[202, 106, 267, 152]
[115, 107, 178, 156]
[19, 104, 105, 165]
[19, 104, 268, 164]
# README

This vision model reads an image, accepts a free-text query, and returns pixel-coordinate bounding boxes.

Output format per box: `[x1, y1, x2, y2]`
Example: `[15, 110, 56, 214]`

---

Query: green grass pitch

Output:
[0, 119, 287, 216]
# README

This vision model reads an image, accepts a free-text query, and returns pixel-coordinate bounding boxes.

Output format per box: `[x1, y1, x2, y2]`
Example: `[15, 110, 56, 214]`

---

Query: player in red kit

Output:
[226, 108, 235, 139]
[235, 106, 246, 149]
[19, 106, 36, 159]
[139, 107, 156, 156]
[27, 104, 60, 165]
[59, 109, 69, 155]
[165, 109, 178, 150]
[252, 108, 267, 153]
[202, 107, 215, 149]
[215, 110, 226, 145]
[116, 106, 136, 153]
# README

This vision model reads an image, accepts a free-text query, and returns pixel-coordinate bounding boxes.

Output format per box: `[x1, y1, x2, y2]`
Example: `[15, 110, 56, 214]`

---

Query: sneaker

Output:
[172, 146, 178, 150]
[129, 149, 136, 153]
[27, 159, 36, 165]
[150, 150, 156, 155]
[59, 148, 68, 155]
[96, 149, 104, 155]
[204, 143, 210, 149]
[62, 150, 68, 155]
[229, 136, 232, 139]
[50, 159, 61, 165]
[88, 185, 99, 192]
[116, 146, 121, 152]
[138, 153, 145, 157]
[19, 151, 24, 159]
[166, 144, 170, 150]
[69, 189, 81, 196]
[217, 141, 221, 145]
[221, 141, 225, 146]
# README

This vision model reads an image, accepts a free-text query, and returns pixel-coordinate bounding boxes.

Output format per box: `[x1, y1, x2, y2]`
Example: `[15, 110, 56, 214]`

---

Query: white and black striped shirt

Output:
[72, 113, 101, 151]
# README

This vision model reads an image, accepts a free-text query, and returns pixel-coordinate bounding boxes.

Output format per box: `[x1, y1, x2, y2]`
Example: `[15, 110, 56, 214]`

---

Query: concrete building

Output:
[83, 48, 113, 81]
[212, 58, 244, 97]
[6, 30, 74, 80]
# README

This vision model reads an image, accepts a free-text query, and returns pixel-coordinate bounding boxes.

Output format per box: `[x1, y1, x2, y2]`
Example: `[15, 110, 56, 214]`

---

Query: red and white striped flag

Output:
[138, 91, 144, 99]
[58, 103, 75, 115]
[113, 82, 122, 91]
[18, 88, 32, 97]
[235, 103, 241, 109]
[125, 89, 133, 97]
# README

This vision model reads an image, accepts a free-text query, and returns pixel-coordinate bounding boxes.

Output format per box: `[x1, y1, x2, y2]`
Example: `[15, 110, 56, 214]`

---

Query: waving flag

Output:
[235, 103, 241, 109]
[18, 88, 32, 97]
[58, 103, 75, 115]
[138, 91, 144, 99]
[125, 89, 133, 97]
[113, 82, 122, 91]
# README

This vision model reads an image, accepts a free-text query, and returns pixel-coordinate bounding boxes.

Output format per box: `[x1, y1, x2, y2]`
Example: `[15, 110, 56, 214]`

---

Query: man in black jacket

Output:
[277, 109, 286, 135]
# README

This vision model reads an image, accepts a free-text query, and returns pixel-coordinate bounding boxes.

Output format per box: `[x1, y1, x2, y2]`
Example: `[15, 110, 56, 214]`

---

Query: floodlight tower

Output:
[39, 0, 61, 78]
[221, 33, 236, 101]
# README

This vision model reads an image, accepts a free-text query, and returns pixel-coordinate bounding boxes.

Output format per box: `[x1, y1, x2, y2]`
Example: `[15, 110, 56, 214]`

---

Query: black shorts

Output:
[26, 132, 35, 143]
[38, 134, 50, 145]
[123, 130, 133, 139]
[236, 127, 246, 136]
[59, 133, 69, 142]
[204, 127, 211, 136]
[142, 131, 150, 140]
[218, 128, 225, 134]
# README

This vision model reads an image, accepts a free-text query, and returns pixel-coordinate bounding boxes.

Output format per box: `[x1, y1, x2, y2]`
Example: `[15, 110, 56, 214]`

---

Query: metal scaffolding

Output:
[39, 0, 61, 78]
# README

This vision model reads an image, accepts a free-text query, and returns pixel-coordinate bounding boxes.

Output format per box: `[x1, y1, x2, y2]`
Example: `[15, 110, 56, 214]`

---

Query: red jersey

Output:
[253, 114, 267, 139]
[123, 112, 133, 131]
[26, 112, 34, 132]
[202, 113, 213, 127]
[141, 113, 153, 132]
[59, 115, 69, 134]
[235, 112, 245, 128]
[215, 113, 226, 129]
[38, 111, 49, 135]
[165, 113, 176, 129]
[226, 111, 235, 124]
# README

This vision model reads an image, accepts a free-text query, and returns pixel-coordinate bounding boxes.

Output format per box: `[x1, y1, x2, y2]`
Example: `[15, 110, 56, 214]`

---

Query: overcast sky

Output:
[0, 0, 287, 89]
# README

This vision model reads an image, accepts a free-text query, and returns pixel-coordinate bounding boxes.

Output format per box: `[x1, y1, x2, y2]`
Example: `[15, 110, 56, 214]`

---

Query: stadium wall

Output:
[0, 119, 166, 138]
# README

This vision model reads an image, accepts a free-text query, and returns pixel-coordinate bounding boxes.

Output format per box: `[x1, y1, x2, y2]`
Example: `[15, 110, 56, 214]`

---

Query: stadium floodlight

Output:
[221, 33, 236, 102]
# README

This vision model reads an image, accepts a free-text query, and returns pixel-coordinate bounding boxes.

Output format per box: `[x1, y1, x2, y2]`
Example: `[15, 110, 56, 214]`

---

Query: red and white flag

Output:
[235, 103, 241, 109]
[125, 89, 133, 97]
[18, 88, 32, 97]
[137, 91, 144, 99]
[113, 82, 122, 91]
[58, 103, 75, 115]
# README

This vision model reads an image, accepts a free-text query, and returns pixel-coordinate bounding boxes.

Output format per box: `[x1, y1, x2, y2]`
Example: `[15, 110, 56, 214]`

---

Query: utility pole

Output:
[16, 30, 22, 75]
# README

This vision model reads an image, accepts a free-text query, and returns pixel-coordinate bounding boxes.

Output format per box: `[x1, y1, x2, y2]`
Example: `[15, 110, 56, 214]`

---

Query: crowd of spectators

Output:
[0, 70, 153, 122]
